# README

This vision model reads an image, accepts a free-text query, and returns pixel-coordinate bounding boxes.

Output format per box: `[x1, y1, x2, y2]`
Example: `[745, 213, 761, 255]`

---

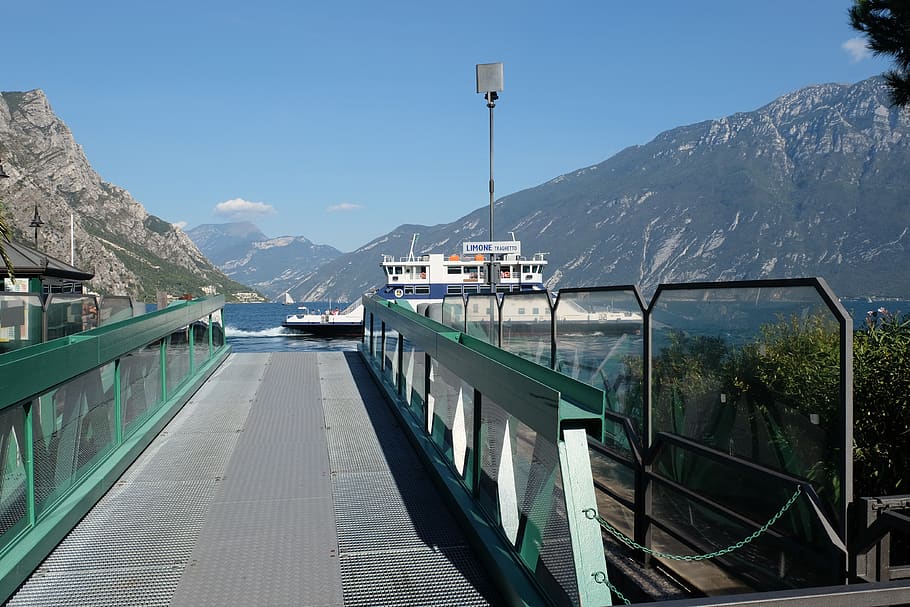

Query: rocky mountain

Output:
[0, 90, 252, 301]
[293, 76, 910, 302]
[186, 222, 342, 300]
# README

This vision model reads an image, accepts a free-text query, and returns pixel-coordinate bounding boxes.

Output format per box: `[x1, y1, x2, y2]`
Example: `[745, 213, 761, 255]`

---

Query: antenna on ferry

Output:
[508, 231, 516, 241]
[407, 233, 419, 261]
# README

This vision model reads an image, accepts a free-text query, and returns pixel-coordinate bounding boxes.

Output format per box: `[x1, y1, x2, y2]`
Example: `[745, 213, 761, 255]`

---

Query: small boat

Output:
[280, 291, 294, 305]
[376, 233, 548, 306]
[282, 300, 364, 337]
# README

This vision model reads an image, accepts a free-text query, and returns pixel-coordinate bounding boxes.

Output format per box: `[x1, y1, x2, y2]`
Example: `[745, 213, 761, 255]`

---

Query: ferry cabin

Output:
[378, 251, 547, 301]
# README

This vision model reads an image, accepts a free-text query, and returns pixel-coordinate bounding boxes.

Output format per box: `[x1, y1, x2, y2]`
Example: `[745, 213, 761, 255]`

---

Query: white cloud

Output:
[214, 198, 275, 218]
[326, 202, 364, 213]
[843, 37, 872, 63]
[174, 221, 188, 230]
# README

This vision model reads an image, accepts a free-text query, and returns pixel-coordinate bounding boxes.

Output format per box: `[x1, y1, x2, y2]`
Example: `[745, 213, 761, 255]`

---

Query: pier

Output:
[1, 285, 909, 606]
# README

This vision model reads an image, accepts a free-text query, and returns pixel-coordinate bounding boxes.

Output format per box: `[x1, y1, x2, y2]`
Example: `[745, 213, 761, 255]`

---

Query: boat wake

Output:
[225, 325, 288, 338]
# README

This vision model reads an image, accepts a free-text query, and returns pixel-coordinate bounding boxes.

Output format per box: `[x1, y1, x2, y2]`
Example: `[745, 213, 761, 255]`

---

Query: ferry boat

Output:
[282, 301, 364, 337]
[376, 235, 548, 305]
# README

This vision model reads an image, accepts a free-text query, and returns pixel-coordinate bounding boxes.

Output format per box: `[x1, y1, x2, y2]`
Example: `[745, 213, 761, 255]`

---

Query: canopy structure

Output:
[2, 239, 94, 284]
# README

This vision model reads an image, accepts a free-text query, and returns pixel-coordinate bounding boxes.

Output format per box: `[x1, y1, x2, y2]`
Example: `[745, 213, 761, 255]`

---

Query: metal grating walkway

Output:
[8, 352, 499, 607]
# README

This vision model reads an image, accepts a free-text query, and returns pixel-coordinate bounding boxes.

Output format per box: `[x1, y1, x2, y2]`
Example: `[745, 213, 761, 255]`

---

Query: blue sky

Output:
[2, 0, 890, 252]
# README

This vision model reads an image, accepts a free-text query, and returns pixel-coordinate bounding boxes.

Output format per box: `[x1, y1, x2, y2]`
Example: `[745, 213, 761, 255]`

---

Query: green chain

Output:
[582, 485, 802, 562]
[591, 571, 631, 605]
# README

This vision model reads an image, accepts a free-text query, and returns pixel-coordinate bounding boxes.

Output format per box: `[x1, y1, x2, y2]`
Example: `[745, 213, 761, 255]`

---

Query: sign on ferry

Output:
[462, 241, 521, 256]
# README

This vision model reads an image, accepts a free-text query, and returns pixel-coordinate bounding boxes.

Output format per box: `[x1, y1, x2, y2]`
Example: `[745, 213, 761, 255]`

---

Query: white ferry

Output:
[376, 235, 548, 305]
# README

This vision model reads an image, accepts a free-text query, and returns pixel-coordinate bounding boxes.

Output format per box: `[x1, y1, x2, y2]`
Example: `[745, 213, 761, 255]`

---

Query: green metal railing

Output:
[361, 295, 614, 607]
[0, 296, 229, 602]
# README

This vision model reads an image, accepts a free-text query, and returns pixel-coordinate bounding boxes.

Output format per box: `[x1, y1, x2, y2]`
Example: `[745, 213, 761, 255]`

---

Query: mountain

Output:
[293, 76, 910, 302]
[186, 222, 342, 300]
[0, 90, 253, 300]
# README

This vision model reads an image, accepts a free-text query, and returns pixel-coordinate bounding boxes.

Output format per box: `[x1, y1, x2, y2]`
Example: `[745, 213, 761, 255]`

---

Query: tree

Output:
[849, 0, 910, 107]
[0, 200, 14, 278]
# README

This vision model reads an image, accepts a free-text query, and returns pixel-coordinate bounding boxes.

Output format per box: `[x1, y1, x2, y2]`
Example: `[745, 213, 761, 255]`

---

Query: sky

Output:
[1, 0, 891, 252]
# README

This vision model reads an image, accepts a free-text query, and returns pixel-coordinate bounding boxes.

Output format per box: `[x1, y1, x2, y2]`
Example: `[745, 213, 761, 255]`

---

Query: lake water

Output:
[224, 302, 362, 353]
[221, 297, 910, 354]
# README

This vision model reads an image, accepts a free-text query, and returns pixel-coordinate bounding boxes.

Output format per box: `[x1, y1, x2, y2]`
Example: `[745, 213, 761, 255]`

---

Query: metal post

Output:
[488, 93, 495, 244]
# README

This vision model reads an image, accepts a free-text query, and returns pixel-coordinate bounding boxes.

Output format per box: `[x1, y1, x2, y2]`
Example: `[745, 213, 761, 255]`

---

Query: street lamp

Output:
[476, 62, 503, 244]
[29, 202, 44, 247]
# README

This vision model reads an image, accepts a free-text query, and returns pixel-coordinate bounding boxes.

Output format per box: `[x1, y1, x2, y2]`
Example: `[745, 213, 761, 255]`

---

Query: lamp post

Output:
[476, 62, 503, 245]
[29, 202, 44, 247]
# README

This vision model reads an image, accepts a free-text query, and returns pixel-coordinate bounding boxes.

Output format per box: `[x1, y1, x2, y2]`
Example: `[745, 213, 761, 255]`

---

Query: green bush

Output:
[853, 308, 910, 497]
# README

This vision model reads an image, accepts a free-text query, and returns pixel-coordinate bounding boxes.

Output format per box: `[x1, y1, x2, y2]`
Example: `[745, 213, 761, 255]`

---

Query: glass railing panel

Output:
[98, 296, 134, 325]
[478, 394, 579, 607]
[0, 404, 27, 544]
[211, 309, 225, 348]
[650, 283, 846, 529]
[192, 318, 211, 367]
[165, 327, 190, 397]
[465, 294, 499, 345]
[0, 293, 43, 353]
[442, 295, 465, 332]
[428, 359, 474, 484]
[399, 336, 425, 421]
[121, 340, 164, 434]
[45, 294, 99, 339]
[382, 328, 399, 387]
[33, 364, 117, 516]
[589, 445, 637, 541]
[554, 289, 644, 448]
[500, 292, 552, 367]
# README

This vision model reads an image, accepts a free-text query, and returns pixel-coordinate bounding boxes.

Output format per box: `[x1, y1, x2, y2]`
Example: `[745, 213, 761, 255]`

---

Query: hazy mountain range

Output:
[192, 76, 910, 303]
[185, 222, 342, 300]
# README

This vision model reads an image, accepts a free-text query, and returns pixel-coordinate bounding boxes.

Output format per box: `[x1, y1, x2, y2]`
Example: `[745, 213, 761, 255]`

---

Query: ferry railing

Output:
[0, 296, 229, 602]
[0, 293, 146, 355]
[362, 295, 613, 607]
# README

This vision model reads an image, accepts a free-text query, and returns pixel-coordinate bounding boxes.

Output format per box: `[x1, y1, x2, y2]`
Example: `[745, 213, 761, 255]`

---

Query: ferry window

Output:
[522, 265, 530, 274]
[517, 307, 526, 315]
[464, 286, 478, 294]
[447, 266, 461, 275]
[497, 286, 510, 294]
[416, 286, 430, 294]
[447, 285, 462, 294]
[532, 307, 540, 315]
[404, 286, 415, 294]
[393, 266, 403, 274]
[417, 266, 427, 276]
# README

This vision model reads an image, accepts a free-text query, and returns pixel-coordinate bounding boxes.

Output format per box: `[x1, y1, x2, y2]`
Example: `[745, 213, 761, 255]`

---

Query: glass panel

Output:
[465, 294, 499, 345]
[45, 294, 98, 339]
[0, 293, 42, 353]
[121, 340, 163, 434]
[442, 295, 465, 332]
[650, 284, 845, 526]
[98, 296, 134, 325]
[382, 328, 399, 387]
[555, 289, 645, 448]
[211, 309, 225, 348]
[478, 395, 578, 606]
[166, 327, 190, 397]
[192, 317, 210, 367]
[400, 336, 425, 421]
[428, 359, 474, 483]
[589, 446, 636, 541]
[0, 404, 27, 544]
[33, 364, 117, 515]
[500, 292, 552, 367]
